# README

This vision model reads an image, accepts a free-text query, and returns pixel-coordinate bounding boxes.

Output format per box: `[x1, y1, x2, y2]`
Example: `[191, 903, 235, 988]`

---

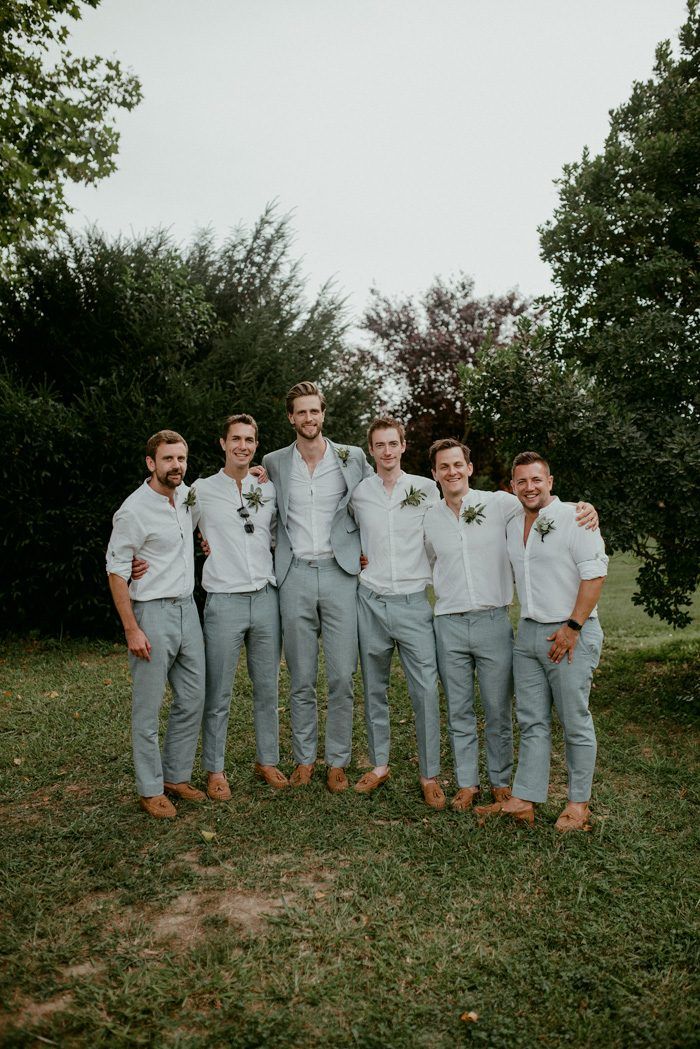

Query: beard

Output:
[155, 468, 184, 489]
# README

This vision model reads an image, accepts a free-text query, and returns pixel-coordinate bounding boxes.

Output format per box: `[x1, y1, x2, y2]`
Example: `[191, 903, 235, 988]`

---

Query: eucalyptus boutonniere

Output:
[184, 488, 197, 513]
[243, 486, 269, 512]
[336, 446, 350, 467]
[461, 503, 486, 525]
[534, 516, 556, 542]
[401, 485, 426, 509]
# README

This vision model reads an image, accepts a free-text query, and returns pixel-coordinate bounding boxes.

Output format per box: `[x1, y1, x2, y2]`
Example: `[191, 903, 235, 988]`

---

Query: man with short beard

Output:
[106, 430, 206, 819]
[262, 381, 372, 792]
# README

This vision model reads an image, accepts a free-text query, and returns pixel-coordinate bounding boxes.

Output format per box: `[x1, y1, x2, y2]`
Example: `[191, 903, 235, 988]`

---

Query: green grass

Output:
[0, 558, 698, 1048]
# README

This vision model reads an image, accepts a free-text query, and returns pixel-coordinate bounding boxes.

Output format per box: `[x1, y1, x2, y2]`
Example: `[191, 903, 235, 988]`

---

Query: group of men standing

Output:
[107, 380, 607, 831]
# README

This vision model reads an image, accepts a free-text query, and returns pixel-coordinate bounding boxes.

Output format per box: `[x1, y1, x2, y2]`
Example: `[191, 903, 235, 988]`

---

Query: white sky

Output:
[64, 0, 688, 318]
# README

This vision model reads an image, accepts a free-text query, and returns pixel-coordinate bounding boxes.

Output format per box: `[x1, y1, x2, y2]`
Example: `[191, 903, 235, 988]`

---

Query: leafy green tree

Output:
[0, 0, 141, 249]
[462, 5, 700, 626]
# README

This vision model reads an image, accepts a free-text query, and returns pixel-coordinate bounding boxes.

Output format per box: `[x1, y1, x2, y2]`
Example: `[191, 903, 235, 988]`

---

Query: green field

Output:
[1, 556, 698, 1047]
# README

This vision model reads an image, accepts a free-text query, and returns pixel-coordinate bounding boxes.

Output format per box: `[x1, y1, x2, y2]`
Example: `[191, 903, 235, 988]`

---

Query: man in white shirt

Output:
[424, 439, 598, 813]
[194, 414, 287, 801]
[106, 430, 206, 819]
[352, 417, 445, 809]
[476, 451, 607, 831]
[262, 382, 373, 793]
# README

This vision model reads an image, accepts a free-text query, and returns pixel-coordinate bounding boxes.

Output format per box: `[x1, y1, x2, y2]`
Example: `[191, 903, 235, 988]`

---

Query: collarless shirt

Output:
[352, 472, 440, 594]
[423, 489, 519, 615]
[106, 479, 195, 600]
[195, 471, 277, 593]
[286, 440, 347, 559]
[506, 496, 608, 622]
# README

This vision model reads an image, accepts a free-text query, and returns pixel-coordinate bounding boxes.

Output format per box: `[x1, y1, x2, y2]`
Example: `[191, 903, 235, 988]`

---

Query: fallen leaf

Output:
[46, 690, 59, 698]
[314, 891, 326, 900]
[73, 711, 80, 719]
[200, 830, 216, 843]
[3, 691, 11, 697]
[460, 1011, 479, 1023]
[13, 757, 22, 766]
[103, 679, 112, 686]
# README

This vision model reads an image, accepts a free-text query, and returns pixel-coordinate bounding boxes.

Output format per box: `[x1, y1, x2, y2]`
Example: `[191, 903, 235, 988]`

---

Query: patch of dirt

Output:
[1, 992, 74, 1032]
[174, 849, 221, 877]
[150, 889, 288, 946]
[62, 960, 103, 980]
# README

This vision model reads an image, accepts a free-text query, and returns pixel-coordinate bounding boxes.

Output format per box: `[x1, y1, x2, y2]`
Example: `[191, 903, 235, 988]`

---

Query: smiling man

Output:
[262, 381, 373, 792]
[106, 430, 206, 819]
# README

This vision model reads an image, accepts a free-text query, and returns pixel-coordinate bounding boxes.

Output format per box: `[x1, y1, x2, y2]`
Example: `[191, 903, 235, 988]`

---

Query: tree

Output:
[462, 5, 700, 626]
[363, 274, 533, 477]
[0, 0, 141, 249]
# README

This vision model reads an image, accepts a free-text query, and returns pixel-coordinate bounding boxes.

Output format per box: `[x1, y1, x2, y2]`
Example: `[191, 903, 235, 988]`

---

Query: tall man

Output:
[195, 414, 286, 800]
[107, 430, 206, 819]
[351, 417, 445, 809]
[262, 381, 372, 792]
[476, 451, 607, 831]
[424, 439, 598, 812]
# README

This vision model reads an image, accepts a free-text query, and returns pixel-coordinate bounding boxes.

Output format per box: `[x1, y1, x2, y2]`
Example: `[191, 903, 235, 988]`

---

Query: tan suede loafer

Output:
[555, 803, 592, 832]
[206, 773, 232, 802]
[139, 794, 177, 819]
[354, 770, 390, 794]
[451, 786, 481, 812]
[491, 786, 512, 803]
[254, 763, 290, 789]
[327, 767, 349, 793]
[289, 763, 315, 787]
[474, 800, 535, 827]
[164, 781, 206, 802]
[421, 779, 446, 810]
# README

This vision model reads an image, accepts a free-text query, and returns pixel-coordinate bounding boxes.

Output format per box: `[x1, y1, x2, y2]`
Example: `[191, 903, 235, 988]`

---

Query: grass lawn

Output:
[0, 556, 698, 1047]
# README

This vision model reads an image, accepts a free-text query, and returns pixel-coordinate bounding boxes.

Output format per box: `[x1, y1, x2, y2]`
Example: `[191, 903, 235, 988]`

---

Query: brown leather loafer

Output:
[327, 767, 349, 793]
[421, 779, 446, 810]
[164, 781, 206, 802]
[206, 773, 232, 802]
[474, 800, 535, 827]
[451, 786, 481, 812]
[555, 803, 592, 832]
[254, 763, 290, 789]
[289, 763, 315, 787]
[139, 794, 177, 819]
[491, 785, 512, 803]
[354, 770, 390, 794]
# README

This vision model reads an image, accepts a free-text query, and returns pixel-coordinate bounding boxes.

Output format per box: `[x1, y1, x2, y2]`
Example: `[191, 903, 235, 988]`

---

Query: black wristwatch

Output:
[567, 618, 583, 632]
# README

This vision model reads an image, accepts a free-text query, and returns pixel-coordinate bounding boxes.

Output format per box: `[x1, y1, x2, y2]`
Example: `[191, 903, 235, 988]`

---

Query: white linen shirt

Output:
[106, 479, 195, 601]
[506, 496, 608, 622]
[423, 489, 519, 615]
[352, 472, 440, 595]
[195, 471, 276, 593]
[286, 441, 347, 560]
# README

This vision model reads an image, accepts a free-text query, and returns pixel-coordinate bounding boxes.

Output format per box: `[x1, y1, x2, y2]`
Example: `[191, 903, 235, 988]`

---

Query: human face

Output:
[432, 448, 473, 499]
[220, 422, 257, 473]
[369, 427, 406, 474]
[288, 394, 325, 441]
[146, 442, 187, 491]
[511, 462, 554, 513]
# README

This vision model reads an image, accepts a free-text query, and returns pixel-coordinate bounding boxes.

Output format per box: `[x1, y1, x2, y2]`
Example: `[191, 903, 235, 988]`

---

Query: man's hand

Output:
[547, 624, 579, 664]
[131, 556, 149, 580]
[575, 502, 599, 530]
[360, 554, 368, 569]
[199, 532, 211, 557]
[125, 625, 151, 661]
[250, 464, 269, 484]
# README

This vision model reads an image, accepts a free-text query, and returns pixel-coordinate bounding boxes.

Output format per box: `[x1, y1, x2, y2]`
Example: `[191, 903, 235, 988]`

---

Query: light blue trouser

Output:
[434, 606, 514, 789]
[512, 617, 603, 803]
[357, 584, 441, 779]
[278, 557, 359, 767]
[130, 596, 205, 797]
[202, 585, 282, 772]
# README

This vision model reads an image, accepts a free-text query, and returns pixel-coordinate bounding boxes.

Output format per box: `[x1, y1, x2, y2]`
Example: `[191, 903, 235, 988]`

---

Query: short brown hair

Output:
[367, 415, 406, 446]
[286, 380, 326, 415]
[222, 413, 258, 441]
[146, 429, 188, 460]
[511, 450, 550, 475]
[429, 437, 471, 470]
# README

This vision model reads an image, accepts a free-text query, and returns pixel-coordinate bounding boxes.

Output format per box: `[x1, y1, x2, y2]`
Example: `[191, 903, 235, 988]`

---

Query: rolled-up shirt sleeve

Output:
[106, 508, 145, 581]
[570, 526, 608, 580]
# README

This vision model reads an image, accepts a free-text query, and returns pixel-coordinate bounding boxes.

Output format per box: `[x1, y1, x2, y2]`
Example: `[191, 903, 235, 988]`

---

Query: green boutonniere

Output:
[461, 503, 486, 525]
[337, 447, 350, 467]
[184, 488, 197, 513]
[401, 485, 426, 508]
[243, 486, 269, 512]
[534, 516, 556, 542]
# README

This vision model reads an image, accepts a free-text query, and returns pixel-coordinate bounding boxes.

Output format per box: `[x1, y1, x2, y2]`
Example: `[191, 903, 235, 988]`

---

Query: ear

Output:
[467, 461, 474, 477]
[219, 437, 226, 452]
[510, 479, 517, 494]
[146, 456, 156, 475]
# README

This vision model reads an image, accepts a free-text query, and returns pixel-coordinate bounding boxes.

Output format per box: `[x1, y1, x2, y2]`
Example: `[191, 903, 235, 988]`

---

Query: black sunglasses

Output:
[237, 506, 255, 533]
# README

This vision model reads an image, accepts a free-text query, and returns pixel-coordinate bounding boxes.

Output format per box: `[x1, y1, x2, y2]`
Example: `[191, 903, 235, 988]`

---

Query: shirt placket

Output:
[173, 501, 187, 595]
[459, 501, 475, 605]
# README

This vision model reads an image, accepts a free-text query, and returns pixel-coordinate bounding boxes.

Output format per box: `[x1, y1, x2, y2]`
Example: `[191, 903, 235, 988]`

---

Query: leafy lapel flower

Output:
[184, 487, 197, 513]
[401, 485, 426, 508]
[243, 486, 269, 512]
[534, 515, 556, 541]
[336, 446, 350, 467]
[461, 502, 486, 525]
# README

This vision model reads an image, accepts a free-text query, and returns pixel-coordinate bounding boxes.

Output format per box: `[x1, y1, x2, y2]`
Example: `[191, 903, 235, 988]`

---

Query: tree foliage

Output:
[462, 5, 700, 626]
[0, 0, 141, 249]
[0, 209, 376, 636]
[363, 274, 533, 476]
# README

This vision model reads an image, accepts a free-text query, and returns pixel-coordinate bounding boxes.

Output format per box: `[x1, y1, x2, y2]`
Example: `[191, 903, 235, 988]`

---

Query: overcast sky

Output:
[64, 0, 688, 318]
